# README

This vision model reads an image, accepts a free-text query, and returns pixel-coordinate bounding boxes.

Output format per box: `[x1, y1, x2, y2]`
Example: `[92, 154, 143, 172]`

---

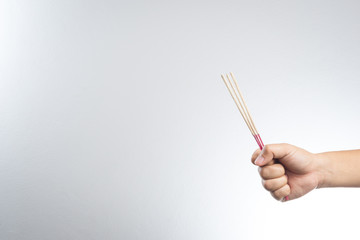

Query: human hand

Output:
[251, 144, 323, 201]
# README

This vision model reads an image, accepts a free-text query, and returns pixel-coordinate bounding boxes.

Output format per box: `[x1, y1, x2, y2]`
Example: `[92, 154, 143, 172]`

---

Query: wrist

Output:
[314, 152, 334, 188]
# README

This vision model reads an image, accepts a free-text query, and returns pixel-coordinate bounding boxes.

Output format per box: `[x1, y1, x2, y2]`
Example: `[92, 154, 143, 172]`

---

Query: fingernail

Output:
[254, 156, 264, 165]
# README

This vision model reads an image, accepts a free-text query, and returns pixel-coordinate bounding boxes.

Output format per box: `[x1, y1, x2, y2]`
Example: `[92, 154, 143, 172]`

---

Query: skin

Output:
[251, 144, 360, 201]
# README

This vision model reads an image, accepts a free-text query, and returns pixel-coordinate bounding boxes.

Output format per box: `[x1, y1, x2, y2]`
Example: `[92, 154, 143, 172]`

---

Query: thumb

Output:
[254, 143, 295, 166]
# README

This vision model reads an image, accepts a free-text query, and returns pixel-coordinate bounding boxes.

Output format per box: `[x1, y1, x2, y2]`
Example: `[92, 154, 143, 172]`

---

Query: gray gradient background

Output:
[1, 0, 360, 239]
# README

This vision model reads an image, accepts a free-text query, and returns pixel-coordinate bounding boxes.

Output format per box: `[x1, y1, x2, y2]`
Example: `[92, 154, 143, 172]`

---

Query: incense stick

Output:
[221, 72, 264, 150]
[221, 72, 289, 201]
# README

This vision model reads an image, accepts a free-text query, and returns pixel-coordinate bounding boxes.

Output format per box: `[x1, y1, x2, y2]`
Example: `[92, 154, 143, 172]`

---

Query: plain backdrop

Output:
[1, 0, 360, 239]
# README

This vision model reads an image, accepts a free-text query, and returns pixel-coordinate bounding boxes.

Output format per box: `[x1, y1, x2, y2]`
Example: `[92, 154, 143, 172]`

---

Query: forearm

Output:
[317, 150, 360, 188]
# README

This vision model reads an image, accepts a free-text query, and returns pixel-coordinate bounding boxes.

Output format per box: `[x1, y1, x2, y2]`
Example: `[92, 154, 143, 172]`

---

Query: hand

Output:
[251, 144, 323, 201]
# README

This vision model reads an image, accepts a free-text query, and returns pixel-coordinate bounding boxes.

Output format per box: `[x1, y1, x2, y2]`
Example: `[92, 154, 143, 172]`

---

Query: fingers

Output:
[271, 184, 291, 201]
[258, 164, 285, 179]
[251, 143, 296, 166]
[251, 144, 294, 202]
[258, 164, 291, 201]
[262, 175, 288, 191]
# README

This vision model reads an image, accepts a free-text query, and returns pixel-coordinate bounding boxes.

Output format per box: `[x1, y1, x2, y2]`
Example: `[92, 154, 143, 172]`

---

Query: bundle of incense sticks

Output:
[222, 74, 290, 201]
[221, 73, 264, 150]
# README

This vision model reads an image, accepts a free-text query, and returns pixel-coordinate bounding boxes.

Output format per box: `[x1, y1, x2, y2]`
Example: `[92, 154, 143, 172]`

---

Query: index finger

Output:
[253, 144, 296, 167]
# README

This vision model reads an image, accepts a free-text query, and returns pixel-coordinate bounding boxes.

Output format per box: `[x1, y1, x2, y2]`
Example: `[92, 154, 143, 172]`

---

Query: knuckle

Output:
[262, 144, 270, 154]
[283, 143, 294, 149]
[277, 165, 285, 175]
[274, 191, 283, 200]
[259, 167, 269, 178]
[263, 144, 273, 152]
[273, 185, 291, 201]
[263, 180, 272, 191]
[283, 175, 288, 184]
[271, 191, 281, 201]
[260, 166, 280, 179]
[284, 184, 291, 195]
[281, 143, 295, 153]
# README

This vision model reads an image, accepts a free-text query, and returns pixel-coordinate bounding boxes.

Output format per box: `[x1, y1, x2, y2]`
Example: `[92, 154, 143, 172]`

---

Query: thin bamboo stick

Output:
[221, 72, 264, 149]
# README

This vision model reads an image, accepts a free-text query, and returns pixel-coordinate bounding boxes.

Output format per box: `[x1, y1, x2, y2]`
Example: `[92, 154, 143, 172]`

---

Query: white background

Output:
[1, 0, 360, 239]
